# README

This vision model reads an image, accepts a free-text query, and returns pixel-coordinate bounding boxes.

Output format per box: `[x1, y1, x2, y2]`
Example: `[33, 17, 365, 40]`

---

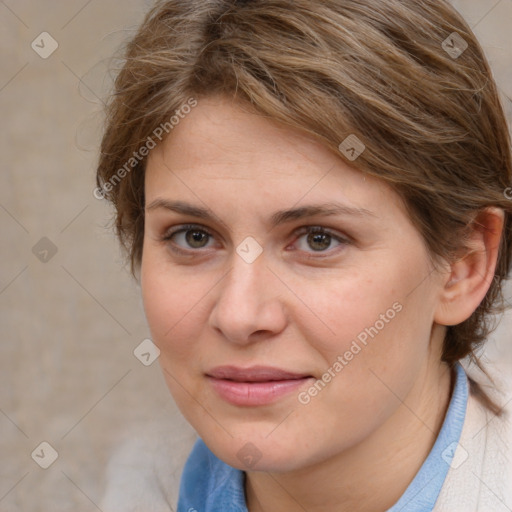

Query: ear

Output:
[434, 208, 504, 326]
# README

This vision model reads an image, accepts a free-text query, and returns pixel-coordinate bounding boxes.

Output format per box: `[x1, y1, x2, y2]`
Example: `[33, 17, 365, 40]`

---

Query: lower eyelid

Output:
[292, 234, 347, 255]
[163, 228, 214, 248]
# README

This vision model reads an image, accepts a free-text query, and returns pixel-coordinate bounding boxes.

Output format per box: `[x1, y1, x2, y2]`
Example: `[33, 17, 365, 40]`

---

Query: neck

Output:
[245, 357, 453, 512]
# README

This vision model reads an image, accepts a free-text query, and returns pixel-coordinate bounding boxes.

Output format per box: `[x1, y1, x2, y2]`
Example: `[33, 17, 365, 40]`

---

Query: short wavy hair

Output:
[97, 0, 512, 411]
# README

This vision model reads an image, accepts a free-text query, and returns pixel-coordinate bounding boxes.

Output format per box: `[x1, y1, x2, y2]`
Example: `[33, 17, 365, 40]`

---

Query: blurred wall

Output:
[1, 1, 511, 510]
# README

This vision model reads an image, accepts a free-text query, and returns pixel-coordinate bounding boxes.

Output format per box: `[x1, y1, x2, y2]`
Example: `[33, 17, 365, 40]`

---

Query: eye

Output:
[160, 224, 350, 258]
[291, 226, 349, 256]
[160, 224, 216, 253]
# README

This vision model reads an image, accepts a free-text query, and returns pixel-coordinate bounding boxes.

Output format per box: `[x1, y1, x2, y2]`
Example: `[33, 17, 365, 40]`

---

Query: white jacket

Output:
[433, 382, 512, 511]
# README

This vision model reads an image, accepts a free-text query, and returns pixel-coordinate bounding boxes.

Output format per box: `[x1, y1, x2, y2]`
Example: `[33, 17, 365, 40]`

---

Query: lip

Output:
[206, 365, 314, 406]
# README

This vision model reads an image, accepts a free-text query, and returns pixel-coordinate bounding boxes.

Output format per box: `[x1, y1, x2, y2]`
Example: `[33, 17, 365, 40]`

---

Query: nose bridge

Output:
[221, 252, 268, 319]
[209, 249, 286, 343]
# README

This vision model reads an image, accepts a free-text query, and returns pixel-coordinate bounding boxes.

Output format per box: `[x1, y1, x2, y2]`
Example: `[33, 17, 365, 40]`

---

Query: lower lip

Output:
[207, 376, 313, 406]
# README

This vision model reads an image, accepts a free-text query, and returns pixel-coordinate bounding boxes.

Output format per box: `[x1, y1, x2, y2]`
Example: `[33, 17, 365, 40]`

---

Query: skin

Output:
[140, 95, 503, 512]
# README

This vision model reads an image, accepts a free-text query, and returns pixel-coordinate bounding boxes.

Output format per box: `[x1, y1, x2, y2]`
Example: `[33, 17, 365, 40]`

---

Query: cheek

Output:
[141, 256, 205, 361]
[297, 258, 435, 372]
[141, 262, 212, 424]
[313, 297, 436, 424]
[293, 269, 398, 352]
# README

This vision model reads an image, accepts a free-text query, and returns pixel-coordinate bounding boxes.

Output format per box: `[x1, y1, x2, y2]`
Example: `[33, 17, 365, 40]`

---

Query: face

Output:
[141, 95, 447, 472]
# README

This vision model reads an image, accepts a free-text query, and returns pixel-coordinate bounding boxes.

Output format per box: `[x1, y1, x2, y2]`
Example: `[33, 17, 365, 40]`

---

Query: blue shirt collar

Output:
[178, 363, 468, 512]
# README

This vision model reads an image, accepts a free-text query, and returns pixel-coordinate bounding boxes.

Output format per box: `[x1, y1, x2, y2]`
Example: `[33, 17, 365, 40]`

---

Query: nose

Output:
[208, 251, 288, 346]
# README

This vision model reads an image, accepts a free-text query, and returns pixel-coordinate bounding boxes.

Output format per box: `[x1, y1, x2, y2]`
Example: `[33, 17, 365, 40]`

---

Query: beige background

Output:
[1, 1, 511, 511]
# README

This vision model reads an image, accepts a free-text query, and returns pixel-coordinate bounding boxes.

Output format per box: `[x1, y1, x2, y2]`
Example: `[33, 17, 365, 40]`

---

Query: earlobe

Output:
[434, 208, 504, 326]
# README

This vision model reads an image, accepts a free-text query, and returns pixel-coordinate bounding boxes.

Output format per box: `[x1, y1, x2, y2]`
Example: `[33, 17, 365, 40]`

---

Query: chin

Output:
[200, 428, 318, 473]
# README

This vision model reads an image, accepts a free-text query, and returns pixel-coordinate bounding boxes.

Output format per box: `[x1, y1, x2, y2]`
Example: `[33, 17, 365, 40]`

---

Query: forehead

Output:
[151, 96, 337, 177]
[145, 96, 405, 222]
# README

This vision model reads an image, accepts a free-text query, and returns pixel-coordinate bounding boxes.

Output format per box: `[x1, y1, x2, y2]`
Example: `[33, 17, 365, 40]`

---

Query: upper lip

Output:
[206, 365, 312, 382]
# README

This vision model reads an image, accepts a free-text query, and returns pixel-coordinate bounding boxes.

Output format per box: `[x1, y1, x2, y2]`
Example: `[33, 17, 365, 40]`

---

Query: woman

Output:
[97, 0, 512, 510]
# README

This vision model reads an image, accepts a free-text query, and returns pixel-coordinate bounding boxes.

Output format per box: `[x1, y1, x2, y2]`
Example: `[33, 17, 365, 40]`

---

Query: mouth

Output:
[205, 365, 315, 406]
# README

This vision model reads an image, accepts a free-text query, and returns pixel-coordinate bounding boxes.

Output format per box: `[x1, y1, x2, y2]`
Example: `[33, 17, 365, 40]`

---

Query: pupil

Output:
[186, 230, 207, 248]
[308, 232, 330, 251]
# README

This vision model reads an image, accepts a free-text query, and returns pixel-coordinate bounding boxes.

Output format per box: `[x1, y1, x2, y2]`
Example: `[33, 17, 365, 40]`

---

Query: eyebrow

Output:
[145, 199, 376, 229]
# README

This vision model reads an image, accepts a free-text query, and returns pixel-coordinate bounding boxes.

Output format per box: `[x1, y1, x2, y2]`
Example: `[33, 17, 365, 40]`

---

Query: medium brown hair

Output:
[97, 0, 512, 412]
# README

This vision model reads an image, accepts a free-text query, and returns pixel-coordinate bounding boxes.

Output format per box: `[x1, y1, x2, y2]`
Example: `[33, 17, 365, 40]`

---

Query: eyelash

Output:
[159, 223, 351, 259]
